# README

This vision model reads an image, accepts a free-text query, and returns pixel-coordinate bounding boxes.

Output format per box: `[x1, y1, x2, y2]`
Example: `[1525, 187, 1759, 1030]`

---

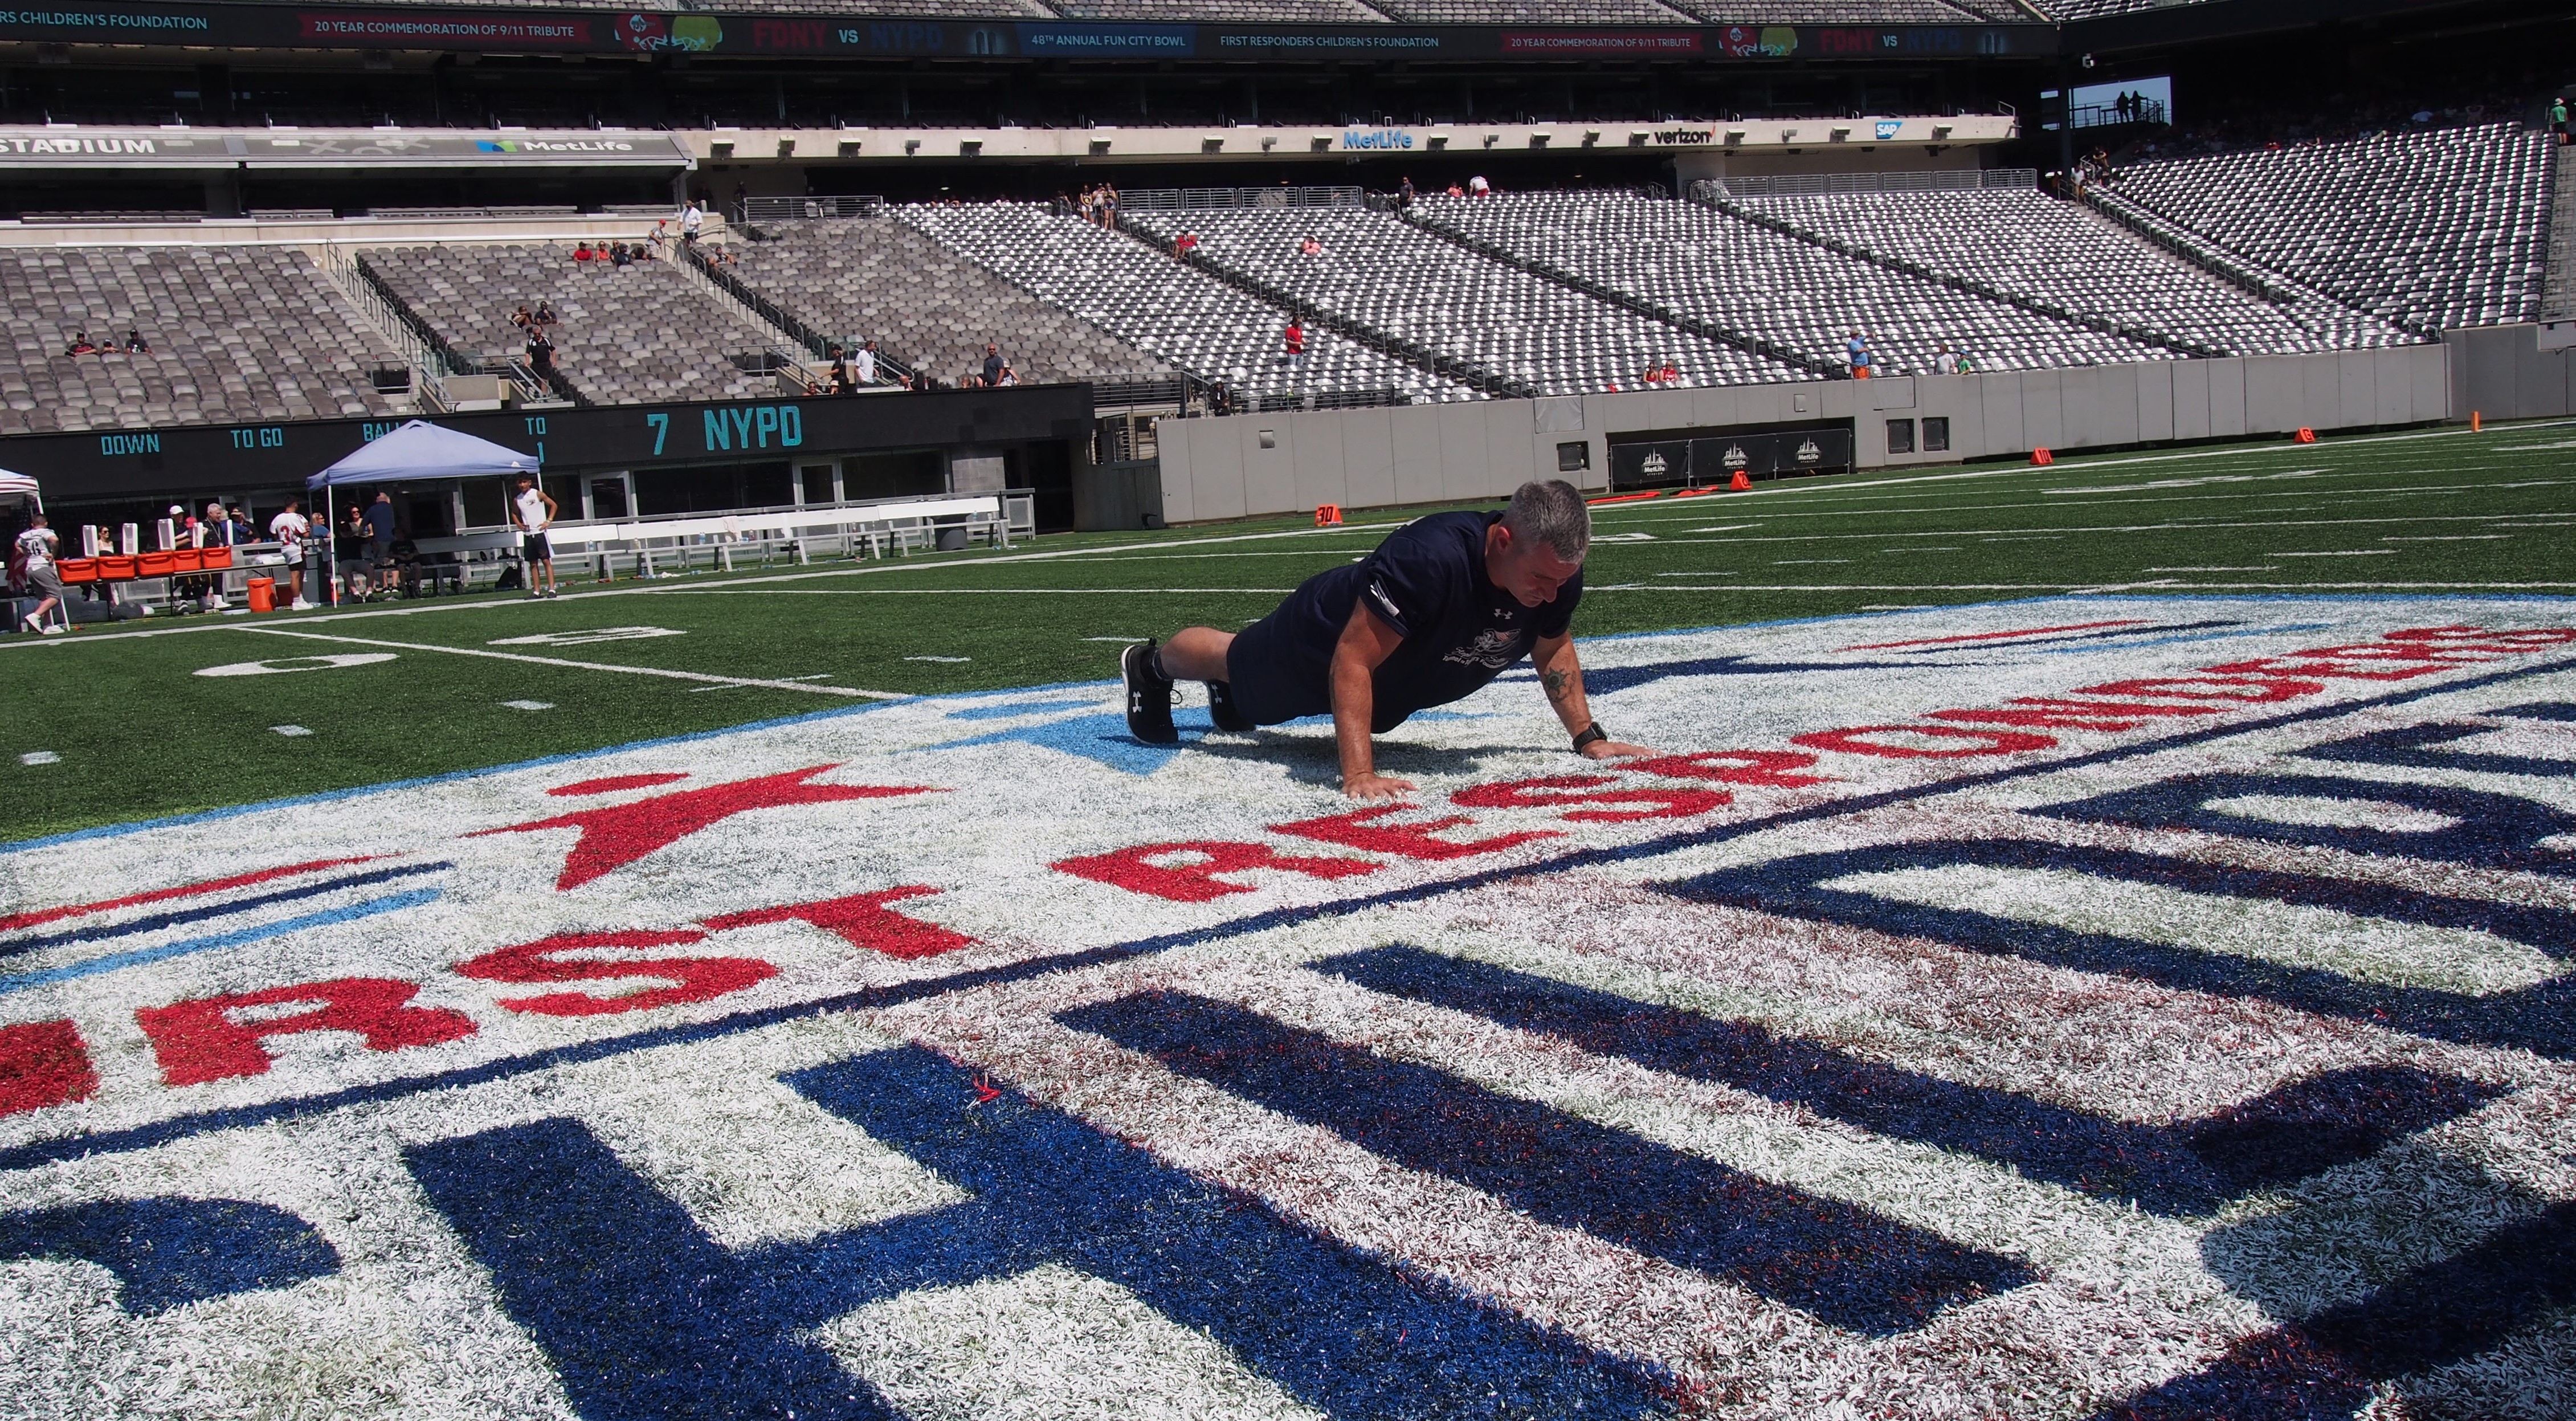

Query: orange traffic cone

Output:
[2294, 427, 2316, 444]
[2030, 448, 2053, 466]
[1728, 471, 1752, 492]
[2471, 410, 2481, 432]
[1314, 504, 1342, 528]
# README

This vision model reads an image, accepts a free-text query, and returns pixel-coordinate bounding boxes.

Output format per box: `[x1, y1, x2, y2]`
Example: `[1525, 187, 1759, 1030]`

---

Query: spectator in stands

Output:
[14, 514, 65, 635]
[1100, 183, 1119, 228]
[983, 342, 1006, 385]
[732, 183, 748, 224]
[2556, 96, 2570, 145]
[270, 498, 311, 610]
[1445, 182, 1465, 198]
[854, 340, 879, 386]
[526, 325, 556, 378]
[1174, 231, 1199, 257]
[1398, 175, 1416, 209]
[610, 243, 633, 268]
[1300, 235, 1323, 257]
[575, 242, 598, 266]
[1468, 174, 1492, 198]
[534, 299, 558, 328]
[647, 221, 671, 259]
[827, 346, 852, 394]
[510, 304, 535, 334]
[1283, 317, 1306, 371]
[681, 201, 705, 246]
[995, 365, 1019, 387]
[66, 332, 96, 356]
[1846, 332, 1872, 379]
[124, 329, 148, 355]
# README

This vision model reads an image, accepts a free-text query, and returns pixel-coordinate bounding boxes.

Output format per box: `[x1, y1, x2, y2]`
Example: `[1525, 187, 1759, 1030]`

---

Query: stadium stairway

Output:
[2546, 149, 2576, 324]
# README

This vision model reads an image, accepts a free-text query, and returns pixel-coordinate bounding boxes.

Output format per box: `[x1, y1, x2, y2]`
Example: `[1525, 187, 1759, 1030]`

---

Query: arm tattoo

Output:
[1541, 666, 1575, 705]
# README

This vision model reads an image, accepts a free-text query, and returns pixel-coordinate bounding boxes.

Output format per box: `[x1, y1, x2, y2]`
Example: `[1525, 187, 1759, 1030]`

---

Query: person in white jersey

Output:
[514, 475, 560, 599]
[14, 513, 66, 634]
[269, 497, 312, 609]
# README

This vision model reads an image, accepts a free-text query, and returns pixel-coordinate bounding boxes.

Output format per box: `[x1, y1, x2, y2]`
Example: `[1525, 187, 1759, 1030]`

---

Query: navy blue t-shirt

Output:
[1233, 510, 1582, 730]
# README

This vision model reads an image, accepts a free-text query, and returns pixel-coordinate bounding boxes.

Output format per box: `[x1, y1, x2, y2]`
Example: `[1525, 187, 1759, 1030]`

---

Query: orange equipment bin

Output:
[55, 558, 98, 583]
[246, 577, 276, 612]
[200, 546, 235, 570]
[97, 554, 138, 580]
[137, 550, 177, 577]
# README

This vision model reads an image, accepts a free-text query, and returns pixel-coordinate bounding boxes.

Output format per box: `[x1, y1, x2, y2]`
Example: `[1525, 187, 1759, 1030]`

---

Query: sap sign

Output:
[1342, 129, 1414, 151]
[702, 403, 805, 452]
[1875, 120, 1903, 140]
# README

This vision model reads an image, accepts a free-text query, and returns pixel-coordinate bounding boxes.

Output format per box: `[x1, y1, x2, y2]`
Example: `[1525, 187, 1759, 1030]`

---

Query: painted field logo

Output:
[3, 595, 2573, 1419]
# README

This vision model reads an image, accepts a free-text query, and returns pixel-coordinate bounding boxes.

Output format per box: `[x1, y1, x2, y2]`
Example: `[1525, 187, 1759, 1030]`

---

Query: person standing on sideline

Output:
[270, 498, 312, 609]
[14, 513, 66, 634]
[1124, 480, 1651, 800]
[514, 475, 560, 600]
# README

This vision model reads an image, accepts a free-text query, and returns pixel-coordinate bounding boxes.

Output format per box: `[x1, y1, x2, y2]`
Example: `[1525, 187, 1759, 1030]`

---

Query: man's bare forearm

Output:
[1534, 636, 1594, 734]
[1330, 649, 1377, 782]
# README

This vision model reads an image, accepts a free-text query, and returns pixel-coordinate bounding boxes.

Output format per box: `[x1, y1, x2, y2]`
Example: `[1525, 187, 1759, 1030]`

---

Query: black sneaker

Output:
[1122, 640, 1177, 744]
[1206, 679, 1255, 732]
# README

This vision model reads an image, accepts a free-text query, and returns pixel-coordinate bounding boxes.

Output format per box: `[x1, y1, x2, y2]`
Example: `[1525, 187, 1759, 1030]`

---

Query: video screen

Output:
[2068, 75, 2173, 129]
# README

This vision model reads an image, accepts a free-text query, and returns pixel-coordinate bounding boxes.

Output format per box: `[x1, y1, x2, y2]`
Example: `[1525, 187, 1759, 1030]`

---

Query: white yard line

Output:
[231, 626, 910, 699]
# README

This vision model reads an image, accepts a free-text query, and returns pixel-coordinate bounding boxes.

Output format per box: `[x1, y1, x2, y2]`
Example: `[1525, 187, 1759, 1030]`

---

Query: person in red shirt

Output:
[1174, 232, 1199, 256]
[1283, 318, 1305, 371]
[573, 242, 595, 264]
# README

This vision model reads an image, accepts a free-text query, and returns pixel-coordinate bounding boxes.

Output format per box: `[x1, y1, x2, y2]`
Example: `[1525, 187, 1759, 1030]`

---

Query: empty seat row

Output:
[2109, 122, 2554, 330]
[1722, 187, 2419, 356]
[1122, 203, 1805, 395]
[729, 219, 1175, 389]
[899, 201, 1469, 403]
[362, 243, 786, 406]
[0, 246, 406, 436]
[1409, 190, 2171, 377]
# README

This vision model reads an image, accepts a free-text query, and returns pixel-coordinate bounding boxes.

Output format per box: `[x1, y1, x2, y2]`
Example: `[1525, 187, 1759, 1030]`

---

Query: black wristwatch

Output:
[1570, 722, 1608, 752]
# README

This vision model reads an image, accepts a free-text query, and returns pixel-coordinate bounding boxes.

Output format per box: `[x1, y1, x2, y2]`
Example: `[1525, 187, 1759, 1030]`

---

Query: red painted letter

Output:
[1271, 807, 1560, 860]
[1623, 749, 1833, 787]
[1054, 841, 1377, 903]
[1791, 724, 2058, 759]
[1451, 775, 1728, 823]
[453, 931, 777, 1017]
[705, 887, 973, 960]
[139, 978, 477, 1086]
[0, 1020, 95, 1117]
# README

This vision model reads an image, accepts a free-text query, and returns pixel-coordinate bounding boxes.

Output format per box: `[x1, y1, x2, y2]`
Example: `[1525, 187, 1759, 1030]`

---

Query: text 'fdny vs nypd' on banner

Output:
[2, 594, 2573, 1420]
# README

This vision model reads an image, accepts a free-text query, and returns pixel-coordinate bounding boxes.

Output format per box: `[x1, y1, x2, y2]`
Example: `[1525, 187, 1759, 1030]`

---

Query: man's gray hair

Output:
[1502, 479, 1591, 560]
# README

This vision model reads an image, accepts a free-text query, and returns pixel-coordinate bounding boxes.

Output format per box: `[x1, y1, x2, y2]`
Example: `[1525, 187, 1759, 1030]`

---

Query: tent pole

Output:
[325, 485, 337, 607]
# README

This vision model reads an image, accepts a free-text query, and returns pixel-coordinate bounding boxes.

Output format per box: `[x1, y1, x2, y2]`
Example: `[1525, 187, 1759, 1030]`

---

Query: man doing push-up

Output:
[1124, 479, 1652, 801]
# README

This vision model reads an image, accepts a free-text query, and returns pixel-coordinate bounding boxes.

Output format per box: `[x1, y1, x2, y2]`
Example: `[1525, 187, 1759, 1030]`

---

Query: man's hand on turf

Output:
[1577, 738, 1656, 761]
[1342, 771, 1417, 802]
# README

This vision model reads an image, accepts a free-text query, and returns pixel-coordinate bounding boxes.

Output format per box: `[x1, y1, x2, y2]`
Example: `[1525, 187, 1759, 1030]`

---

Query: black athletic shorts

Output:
[1223, 613, 1412, 733]
[522, 532, 552, 561]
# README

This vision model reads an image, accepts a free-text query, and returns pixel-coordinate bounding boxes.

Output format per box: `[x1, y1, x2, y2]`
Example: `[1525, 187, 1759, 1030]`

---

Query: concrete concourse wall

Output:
[1154, 342, 2453, 525]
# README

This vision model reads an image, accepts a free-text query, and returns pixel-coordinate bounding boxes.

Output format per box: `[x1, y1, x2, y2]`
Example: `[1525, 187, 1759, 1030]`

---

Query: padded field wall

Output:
[2446, 324, 2576, 422]
[1154, 342, 2455, 525]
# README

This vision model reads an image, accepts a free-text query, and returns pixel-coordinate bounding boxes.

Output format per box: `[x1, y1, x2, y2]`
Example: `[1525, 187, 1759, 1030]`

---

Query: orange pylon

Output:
[2030, 448, 2054, 466]
[1728, 471, 1752, 492]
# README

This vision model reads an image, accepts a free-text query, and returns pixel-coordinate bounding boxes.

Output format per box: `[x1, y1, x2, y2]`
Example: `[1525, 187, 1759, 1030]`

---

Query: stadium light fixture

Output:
[1831, 126, 1852, 142]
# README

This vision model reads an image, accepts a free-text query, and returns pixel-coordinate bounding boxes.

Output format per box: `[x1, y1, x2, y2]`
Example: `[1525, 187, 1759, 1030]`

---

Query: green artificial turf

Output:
[6, 420, 2571, 842]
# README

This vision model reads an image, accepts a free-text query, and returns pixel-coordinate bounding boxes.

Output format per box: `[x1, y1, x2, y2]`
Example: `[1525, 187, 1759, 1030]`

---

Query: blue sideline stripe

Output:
[1058, 990, 2032, 1336]
[0, 888, 443, 994]
[0, 700, 908, 855]
[18, 591, 2563, 858]
[405, 1049, 1672, 1421]
[1317, 946, 2503, 1216]
[7, 650, 2572, 1174]
[0, 861, 454, 959]
[2087, 1200, 2576, 1421]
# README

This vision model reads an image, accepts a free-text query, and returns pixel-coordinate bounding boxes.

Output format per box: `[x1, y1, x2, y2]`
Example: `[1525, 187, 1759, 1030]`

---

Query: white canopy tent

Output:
[0, 470, 39, 512]
[308, 421, 539, 604]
